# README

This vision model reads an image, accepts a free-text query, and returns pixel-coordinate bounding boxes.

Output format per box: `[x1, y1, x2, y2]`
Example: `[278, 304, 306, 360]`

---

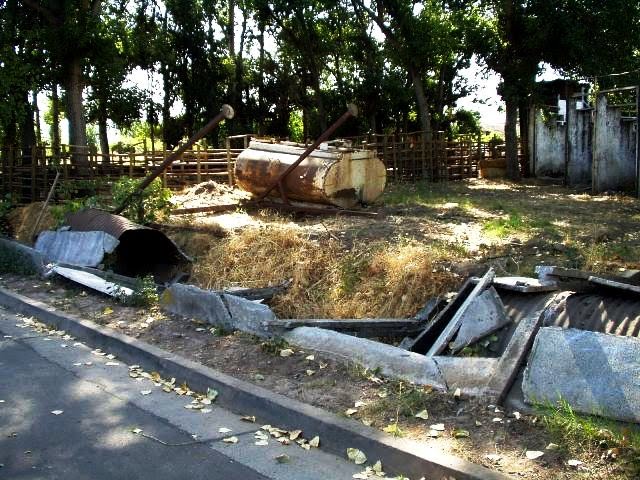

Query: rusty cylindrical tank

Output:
[235, 141, 387, 208]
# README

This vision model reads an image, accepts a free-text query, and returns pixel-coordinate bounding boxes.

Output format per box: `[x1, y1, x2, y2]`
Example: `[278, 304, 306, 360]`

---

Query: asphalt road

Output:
[0, 309, 362, 480]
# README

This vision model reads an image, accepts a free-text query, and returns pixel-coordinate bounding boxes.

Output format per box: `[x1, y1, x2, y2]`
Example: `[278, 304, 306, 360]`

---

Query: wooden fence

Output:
[0, 132, 518, 204]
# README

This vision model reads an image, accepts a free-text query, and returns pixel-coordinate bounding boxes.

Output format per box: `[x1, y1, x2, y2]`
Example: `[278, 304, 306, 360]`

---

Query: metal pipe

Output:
[113, 104, 234, 215]
[256, 104, 358, 202]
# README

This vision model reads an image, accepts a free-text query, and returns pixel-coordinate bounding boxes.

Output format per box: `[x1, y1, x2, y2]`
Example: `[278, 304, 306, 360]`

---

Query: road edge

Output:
[0, 286, 509, 480]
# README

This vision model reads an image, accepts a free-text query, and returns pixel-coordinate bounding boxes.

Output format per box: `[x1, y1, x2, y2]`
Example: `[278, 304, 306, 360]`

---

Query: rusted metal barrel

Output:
[235, 141, 387, 208]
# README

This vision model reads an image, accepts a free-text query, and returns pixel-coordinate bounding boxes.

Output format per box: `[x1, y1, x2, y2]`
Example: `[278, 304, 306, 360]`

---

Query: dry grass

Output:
[7, 202, 57, 244]
[191, 224, 463, 319]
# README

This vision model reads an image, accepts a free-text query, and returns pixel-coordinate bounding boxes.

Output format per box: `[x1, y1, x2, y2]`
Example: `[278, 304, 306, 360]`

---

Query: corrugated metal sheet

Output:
[549, 293, 640, 337]
[64, 208, 191, 283]
[35, 231, 119, 267]
[66, 208, 145, 239]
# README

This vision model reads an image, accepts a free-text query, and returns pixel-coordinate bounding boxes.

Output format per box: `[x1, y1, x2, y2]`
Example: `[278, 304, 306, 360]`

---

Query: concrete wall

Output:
[534, 110, 566, 177]
[593, 94, 638, 193]
[566, 98, 593, 186]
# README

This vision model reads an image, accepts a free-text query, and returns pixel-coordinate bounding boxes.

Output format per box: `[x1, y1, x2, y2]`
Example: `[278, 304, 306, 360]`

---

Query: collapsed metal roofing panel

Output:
[35, 230, 119, 268]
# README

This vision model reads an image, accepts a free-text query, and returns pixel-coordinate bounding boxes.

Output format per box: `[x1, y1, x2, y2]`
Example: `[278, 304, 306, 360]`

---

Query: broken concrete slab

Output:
[223, 293, 277, 338]
[493, 276, 559, 293]
[0, 237, 47, 275]
[588, 276, 640, 296]
[523, 326, 640, 423]
[35, 230, 119, 268]
[449, 287, 510, 353]
[160, 283, 233, 329]
[284, 326, 447, 391]
[426, 268, 495, 356]
[433, 357, 498, 397]
[50, 265, 133, 298]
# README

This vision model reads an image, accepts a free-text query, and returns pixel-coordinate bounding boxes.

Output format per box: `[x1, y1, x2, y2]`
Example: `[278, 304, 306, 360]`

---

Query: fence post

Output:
[31, 146, 37, 202]
[226, 137, 233, 187]
[129, 152, 134, 177]
[162, 144, 168, 188]
[196, 143, 202, 184]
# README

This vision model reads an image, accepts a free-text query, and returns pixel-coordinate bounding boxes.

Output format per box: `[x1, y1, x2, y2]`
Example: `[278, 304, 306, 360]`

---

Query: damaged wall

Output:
[593, 94, 638, 193]
[566, 98, 593, 186]
[533, 110, 566, 178]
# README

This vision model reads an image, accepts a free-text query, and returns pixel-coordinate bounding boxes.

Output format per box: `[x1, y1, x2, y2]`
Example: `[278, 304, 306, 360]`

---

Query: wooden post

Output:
[162, 144, 168, 187]
[226, 137, 233, 186]
[31, 146, 37, 201]
[196, 143, 202, 184]
[144, 138, 149, 174]
[129, 152, 134, 177]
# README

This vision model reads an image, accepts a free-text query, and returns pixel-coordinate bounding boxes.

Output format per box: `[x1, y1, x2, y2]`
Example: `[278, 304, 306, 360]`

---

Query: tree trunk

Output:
[257, 24, 265, 135]
[98, 110, 109, 163]
[32, 91, 42, 145]
[518, 100, 530, 177]
[64, 58, 90, 175]
[51, 85, 61, 158]
[504, 95, 520, 181]
[409, 67, 431, 137]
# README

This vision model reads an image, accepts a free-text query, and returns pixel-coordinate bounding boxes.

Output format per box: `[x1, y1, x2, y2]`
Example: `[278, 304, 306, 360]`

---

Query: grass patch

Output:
[383, 182, 474, 210]
[482, 211, 558, 239]
[539, 399, 640, 475]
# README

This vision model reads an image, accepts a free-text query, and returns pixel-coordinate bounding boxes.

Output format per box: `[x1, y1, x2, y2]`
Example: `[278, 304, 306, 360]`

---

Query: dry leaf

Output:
[103, 307, 113, 315]
[545, 443, 559, 450]
[201, 408, 212, 413]
[105, 362, 120, 366]
[345, 408, 358, 416]
[255, 440, 268, 446]
[567, 459, 583, 467]
[430, 423, 445, 431]
[288, 429, 302, 440]
[347, 448, 367, 465]
[241, 415, 256, 423]
[453, 388, 461, 399]
[280, 348, 294, 357]
[305, 355, 315, 361]
[453, 429, 470, 438]
[427, 430, 441, 438]
[526, 450, 544, 460]
[414, 409, 429, 420]
[275, 453, 290, 464]
[50, 410, 64, 415]
[306, 369, 315, 376]
[223, 436, 238, 444]
[219, 427, 232, 434]
[207, 388, 219, 402]
[361, 419, 373, 426]
[354, 401, 366, 408]
[132, 428, 143, 434]
[485, 454, 502, 463]
[372, 460, 384, 474]
[309, 436, 320, 447]
[140, 390, 152, 396]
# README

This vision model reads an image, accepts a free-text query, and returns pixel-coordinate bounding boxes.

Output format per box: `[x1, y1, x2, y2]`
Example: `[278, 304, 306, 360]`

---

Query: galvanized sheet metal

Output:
[35, 230, 119, 268]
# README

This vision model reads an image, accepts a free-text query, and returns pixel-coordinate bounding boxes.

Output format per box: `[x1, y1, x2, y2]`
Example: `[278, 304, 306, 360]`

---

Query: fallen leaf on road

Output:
[453, 388, 461, 399]
[280, 348, 294, 357]
[201, 408, 212, 413]
[207, 388, 218, 402]
[223, 436, 238, 444]
[103, 307, 113, 315]
[219, 427, 232, 434]
[132, 428, 143, 434]
[241, 415, 256, 423]
[106, 354, 116, 360]
[309, 436, 320, 447]
[347, 448, 367, 465]
[305, 354, 315, 361]
[254, 373, 265, 381]
[545, 443, 559, 450]
[255, 440, 268, 446]
[430, 423, 445, 431]
[414, 410, 429, 420]
[140, 390, 152, 396]
[73, 363, 82, 366]
[306, 369, 315, 376]
[105, 362, 120, 366]
[526, 450, 544, 460]
[427, 430, 441, 438]
[345, 408, 358, 416]
[372, 460, 384, 475]
[275, 454, 290, 463]
[50, 410, 63, 415]
[288, 429, 302, 440]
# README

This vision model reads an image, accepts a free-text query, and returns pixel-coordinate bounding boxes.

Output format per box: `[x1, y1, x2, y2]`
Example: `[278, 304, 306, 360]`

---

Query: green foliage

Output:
[110, 177, 173, 224]
[121, 275, 159, 307]
[539, 399, 640, 476]
[288, 110, 304, 142]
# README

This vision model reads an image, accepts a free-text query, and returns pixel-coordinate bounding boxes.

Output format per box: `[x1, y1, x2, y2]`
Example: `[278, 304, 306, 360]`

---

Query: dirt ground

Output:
[3, 178, 640, 479]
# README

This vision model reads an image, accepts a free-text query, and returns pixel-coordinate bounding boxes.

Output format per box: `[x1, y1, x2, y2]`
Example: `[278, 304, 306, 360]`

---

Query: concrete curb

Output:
[0, 286, 509, 480]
